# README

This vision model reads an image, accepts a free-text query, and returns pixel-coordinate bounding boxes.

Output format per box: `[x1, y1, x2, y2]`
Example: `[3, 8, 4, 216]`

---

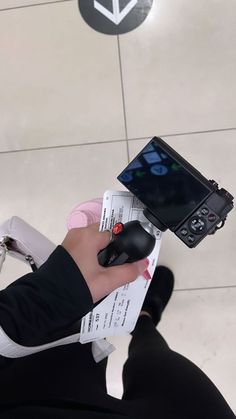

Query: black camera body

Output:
[118, 137, 234, 248]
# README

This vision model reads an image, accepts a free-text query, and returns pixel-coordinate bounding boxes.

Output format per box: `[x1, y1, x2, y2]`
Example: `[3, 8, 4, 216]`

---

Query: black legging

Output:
[0, 316, 235, 418]
[121, 315, 235, 418]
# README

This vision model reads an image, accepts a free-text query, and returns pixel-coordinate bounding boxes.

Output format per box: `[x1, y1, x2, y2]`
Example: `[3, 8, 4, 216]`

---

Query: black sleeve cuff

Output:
[0, 246, 93, 346]
[37, 245, 93, 318]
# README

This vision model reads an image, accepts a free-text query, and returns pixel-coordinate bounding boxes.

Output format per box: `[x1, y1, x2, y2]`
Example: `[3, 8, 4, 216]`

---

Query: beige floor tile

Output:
[0, 140, 128, 288]
[0, 1, 235, 415]
[107, 288, 236, 413]
[119, 0, 236, 138]
[0, 0, 62, 10]
[0, 1, 125, 151]
[128, 132, 236, 288]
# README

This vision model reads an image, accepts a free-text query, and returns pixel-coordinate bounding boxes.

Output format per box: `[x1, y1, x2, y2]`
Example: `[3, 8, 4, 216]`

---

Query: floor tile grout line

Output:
[0, 139, 128, 155]
[174, 285, 236, 292]
[117, 35, 130, 164]
[128, 127, 236, 142]
[0, 0, 73, 13]
[1, 126, 236, 155]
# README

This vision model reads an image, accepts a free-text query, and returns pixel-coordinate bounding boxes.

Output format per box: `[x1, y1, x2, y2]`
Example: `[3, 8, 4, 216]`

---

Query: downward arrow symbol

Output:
[94, 0, 138, 25]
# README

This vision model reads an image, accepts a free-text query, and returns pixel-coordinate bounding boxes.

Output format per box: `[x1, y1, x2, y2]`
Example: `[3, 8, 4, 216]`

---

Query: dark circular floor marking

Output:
[78, 0, 153, 35]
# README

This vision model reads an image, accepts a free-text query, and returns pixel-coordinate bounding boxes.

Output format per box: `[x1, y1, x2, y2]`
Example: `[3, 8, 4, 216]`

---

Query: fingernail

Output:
[141, 258, 149, 268]
[143, 269, 152, 280]
[137, 259, 149, 274]
[144, 258, 149, 267]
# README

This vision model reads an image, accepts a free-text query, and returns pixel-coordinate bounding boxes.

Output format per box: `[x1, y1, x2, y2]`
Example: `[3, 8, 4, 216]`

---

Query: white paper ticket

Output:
[79, 190, 162, 343]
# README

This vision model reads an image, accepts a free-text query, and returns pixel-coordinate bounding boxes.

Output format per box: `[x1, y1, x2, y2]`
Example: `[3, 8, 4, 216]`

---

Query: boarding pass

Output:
[79, 190, 162, 343]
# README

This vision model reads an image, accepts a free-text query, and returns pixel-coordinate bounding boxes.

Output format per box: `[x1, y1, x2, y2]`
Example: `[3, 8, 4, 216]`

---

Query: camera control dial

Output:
[189, 216, 207, 235]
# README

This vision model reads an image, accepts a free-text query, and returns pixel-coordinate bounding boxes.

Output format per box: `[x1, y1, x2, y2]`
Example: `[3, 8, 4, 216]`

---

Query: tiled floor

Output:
[0, 0, 235, 413]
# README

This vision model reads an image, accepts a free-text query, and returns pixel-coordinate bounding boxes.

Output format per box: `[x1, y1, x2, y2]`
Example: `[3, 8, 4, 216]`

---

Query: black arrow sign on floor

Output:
[78, 0, 153, 35]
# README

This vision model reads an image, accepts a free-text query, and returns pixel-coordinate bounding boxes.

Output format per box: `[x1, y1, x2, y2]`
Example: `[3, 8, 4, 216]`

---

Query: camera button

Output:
[189, 216, 206, 234]
[208, 213, 217, 222]
[201, 207, 209, 216]
[180, 228, 188, 236]
[112, 223, 124, 235]
[187, 235, 195, 243]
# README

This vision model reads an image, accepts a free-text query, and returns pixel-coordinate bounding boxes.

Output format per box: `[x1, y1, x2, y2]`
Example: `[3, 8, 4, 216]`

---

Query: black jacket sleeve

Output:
[0, 246, 93, 346]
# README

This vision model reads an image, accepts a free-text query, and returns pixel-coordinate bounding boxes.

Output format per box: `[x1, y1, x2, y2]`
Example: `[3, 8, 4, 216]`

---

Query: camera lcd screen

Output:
[118, 139, 213, 229]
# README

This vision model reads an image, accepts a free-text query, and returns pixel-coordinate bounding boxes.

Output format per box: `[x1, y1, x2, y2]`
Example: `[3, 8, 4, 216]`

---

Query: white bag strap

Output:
[0, 326, 81, 358]
[0, 216, 56, 269]
[0, 217, 115, 362]
[0, 237, 8, 273]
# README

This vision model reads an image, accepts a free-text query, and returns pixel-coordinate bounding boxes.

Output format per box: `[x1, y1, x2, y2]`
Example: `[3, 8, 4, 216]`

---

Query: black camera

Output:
[117, 137, 234, 248]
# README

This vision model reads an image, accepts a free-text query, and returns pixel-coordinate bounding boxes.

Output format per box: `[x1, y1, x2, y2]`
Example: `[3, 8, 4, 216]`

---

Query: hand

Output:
[61, 223, 150, 303]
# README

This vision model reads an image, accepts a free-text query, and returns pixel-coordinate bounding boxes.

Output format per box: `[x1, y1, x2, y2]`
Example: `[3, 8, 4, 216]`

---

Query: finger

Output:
[102, 259, 149, 294]
[87, 223, 112, 246]
[88, 223, 111, 236]
[87, 222, 100, 232]
[95, 230, 111, 252]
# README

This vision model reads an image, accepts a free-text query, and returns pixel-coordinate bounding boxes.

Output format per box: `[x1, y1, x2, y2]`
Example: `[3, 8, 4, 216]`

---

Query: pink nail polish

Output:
[144, 258, 150, 267]
[143, 270, 152, 280]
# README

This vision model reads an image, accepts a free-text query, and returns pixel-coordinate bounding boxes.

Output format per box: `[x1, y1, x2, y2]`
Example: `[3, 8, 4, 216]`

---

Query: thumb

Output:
[103, 259, 149, 293]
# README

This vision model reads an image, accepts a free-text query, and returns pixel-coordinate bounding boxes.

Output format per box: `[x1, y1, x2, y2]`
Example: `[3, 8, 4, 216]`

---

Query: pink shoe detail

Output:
[67, 198, 103, 230]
